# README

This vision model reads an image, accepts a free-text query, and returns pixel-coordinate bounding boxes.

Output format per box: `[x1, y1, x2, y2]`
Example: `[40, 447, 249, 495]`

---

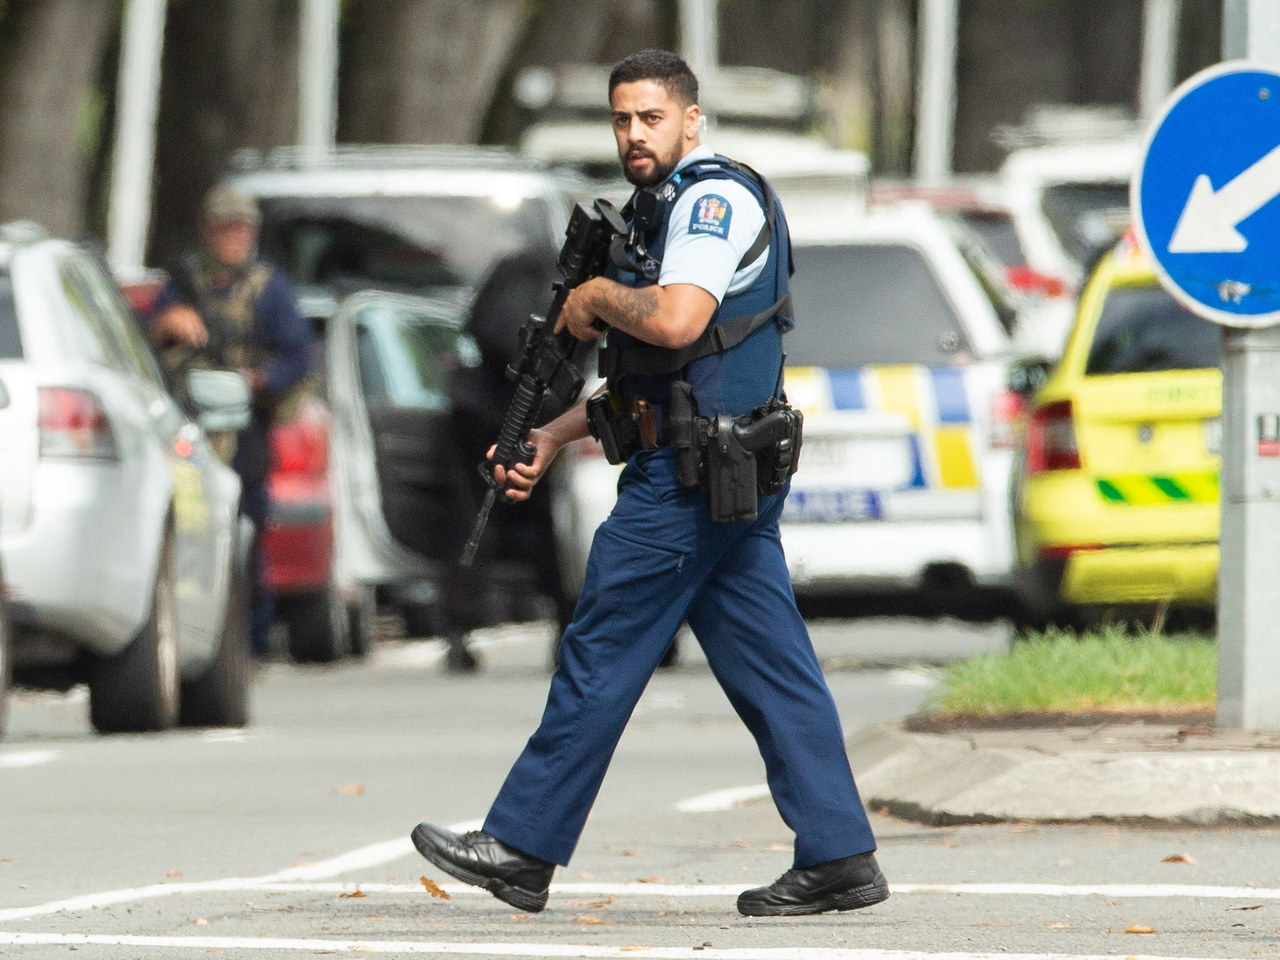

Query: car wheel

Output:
[0, 590, 11, 741]
[179, 556, 251, 728]
[280, 583, 350, 663]
[89, 536, 180, 733]
[347, 584, 377, 658]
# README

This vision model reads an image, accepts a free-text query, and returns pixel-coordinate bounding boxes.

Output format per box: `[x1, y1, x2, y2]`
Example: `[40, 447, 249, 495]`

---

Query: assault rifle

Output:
[460, 198, 627, 566]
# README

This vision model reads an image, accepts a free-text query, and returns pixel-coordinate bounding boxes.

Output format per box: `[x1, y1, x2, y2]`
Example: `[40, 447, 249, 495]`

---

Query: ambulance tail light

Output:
[1037, 543, 1103, 560]
[1024, 399, 1080, 472]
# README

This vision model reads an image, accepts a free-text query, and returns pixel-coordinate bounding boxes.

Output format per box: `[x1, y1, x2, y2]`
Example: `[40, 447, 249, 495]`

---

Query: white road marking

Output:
[0, 749, 59, 769]
[676, 784, 770, 812]
[0, 933, 1247, 960]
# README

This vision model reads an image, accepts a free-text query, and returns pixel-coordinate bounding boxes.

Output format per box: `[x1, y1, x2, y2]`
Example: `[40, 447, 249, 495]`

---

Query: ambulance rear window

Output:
[787, 243, 970, 367]
[1086, 285, 1221, 375]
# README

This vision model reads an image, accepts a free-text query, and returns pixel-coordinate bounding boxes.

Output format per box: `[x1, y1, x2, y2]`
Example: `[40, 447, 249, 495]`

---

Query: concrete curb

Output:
[847, 720, 1280, 826]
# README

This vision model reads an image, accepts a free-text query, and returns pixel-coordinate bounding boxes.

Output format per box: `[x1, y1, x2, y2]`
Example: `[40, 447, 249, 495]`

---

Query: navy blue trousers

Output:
[483, 448, 877, 868]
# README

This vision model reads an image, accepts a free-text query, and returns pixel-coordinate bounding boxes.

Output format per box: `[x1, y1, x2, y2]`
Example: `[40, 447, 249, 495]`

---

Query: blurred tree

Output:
[339, 0, 528, 144]
[152, 0, 300, 265]
[0, 0, 117, 238]
[480, 0, 671, 145]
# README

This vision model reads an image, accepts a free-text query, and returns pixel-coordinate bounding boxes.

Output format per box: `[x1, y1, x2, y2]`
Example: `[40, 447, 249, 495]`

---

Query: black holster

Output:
[586, 390, 638, 465]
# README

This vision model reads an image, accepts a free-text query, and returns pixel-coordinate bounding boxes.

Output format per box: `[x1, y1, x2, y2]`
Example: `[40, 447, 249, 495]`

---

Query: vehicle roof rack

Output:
[227, 144, 537, 174]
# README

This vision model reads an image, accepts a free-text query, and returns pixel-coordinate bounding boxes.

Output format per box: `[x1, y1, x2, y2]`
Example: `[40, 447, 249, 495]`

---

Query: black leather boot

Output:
[737, 851, 889, 917]
[410, 823, 554, 912]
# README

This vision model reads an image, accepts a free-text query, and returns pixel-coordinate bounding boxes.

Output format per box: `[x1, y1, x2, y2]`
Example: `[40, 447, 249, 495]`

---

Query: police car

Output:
[1011, 235, 1220, 629]
[780, 203, 1033, 612]
[554, 202, 1036, 617]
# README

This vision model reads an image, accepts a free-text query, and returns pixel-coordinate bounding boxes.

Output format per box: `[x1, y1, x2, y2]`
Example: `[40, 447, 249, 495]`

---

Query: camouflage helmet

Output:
[203, 184, 260, 225]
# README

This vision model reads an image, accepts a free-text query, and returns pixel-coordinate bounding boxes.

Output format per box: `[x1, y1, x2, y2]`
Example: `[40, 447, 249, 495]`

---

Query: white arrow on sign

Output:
[1168, 142, 1280, 253]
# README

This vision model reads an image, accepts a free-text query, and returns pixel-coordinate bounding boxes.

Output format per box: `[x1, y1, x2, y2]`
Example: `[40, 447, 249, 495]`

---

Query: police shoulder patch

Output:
[689, 193, 732, 238]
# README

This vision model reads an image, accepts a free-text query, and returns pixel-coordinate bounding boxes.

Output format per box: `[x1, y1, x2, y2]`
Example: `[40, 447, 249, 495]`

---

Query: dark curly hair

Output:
[608, 49, 699, 106]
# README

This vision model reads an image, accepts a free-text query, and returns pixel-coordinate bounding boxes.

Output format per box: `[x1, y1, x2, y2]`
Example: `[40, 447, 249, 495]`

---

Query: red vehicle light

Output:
[1024, 399, 1080, 472]
[1038, 543, 1104, 560]
[38, 386, 117, 460]
[988, 388, 1027, 450]
[1006, 265, 1068, 299]
[271, 408, 329, 476]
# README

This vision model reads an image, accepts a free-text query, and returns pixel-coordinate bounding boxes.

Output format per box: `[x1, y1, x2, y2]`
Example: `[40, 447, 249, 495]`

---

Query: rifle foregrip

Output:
[492, 375, 543, 471]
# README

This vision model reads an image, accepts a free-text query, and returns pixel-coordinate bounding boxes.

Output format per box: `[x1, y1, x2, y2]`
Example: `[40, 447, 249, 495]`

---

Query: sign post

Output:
[1133, 60, 1280, 730]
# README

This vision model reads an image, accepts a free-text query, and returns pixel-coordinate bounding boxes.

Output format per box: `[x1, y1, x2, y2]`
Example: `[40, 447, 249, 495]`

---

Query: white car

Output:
[554, 203, 1035, 618]
[997, 138, 1140, 355]
[0, 222, 252, 734]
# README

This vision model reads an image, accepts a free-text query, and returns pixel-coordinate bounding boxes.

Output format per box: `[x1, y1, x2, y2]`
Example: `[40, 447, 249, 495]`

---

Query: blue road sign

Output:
[1134, 61, 1280, 327]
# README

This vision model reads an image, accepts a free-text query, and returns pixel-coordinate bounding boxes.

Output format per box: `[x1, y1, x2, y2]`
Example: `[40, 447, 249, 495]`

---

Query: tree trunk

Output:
[0, 0, 116, 238]
[152, 0, 299, 266]
[340, 0, 529, 144]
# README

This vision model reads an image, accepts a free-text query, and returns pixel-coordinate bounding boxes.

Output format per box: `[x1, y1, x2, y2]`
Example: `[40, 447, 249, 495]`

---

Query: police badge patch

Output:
[689, 194, 732, 238]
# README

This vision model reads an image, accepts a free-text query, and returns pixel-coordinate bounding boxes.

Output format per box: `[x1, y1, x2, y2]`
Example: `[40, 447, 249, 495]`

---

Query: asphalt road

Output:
[3, 615, 1278, 960]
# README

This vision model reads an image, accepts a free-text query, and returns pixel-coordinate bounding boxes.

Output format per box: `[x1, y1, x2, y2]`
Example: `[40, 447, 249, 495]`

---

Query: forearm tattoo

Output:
[597, 283, 659, 339]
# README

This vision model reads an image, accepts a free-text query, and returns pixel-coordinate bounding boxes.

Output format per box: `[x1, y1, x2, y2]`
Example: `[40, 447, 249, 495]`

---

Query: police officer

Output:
[411, 49, 887, 918]
[149, 185, 313, 659]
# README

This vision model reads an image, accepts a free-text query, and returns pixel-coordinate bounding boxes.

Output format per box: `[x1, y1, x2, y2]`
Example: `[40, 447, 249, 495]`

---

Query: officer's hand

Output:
[489, 428, 560, 503]
[152, 304, 209, 348]
[555, 282, 607, 342]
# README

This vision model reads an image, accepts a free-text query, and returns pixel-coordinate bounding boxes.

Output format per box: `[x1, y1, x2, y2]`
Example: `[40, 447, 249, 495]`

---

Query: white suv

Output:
[225, 145, 582, 306]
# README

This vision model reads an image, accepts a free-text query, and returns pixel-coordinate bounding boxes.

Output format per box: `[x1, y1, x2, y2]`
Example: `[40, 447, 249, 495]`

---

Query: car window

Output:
[955, 210, 1026, 268]
[1086, 285, 1221, 375]
[786, 243, 971, 367]
[59, 265, 120, 368]
[1040, 182, 1130, 266]
[258, 194, 555, 295]
[72, 258, 167, 388]
[355, 302, 469, 410]
[0, 272, 21, 359]
[949, 223, 1019, 336]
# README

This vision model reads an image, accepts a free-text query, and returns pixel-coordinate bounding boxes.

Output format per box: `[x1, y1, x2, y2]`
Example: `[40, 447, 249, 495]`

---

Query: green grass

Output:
[921, 626, 1217, 717]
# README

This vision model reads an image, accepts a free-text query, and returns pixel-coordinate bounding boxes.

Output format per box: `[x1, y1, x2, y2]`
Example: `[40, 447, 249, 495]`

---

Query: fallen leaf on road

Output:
[636, 877, 664, 883]
[166, 869, 183, 878]
[331, 783, 366, 796]
[620, 948, 650, 952]
[419, 876, 451, 899]
[195, 918, 209, 925]
[1228, 904, 1264, 911]
[573, 914, 607, 925]
[588, 895, 617, 908]
[338, 890, 366, 899]
[1161, 853, 1196, 864]
[618, 849, 640, 856]
[1047, 923, 1069, 929]
[1123, 925, 1157, 934]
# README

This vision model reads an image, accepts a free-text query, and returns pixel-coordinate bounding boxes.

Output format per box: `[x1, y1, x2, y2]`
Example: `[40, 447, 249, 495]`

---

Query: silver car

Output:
[0, 222, 253, 734]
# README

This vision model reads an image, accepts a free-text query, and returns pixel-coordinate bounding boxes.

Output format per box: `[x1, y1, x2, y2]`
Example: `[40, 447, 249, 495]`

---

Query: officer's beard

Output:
[621, 143, 681, 187]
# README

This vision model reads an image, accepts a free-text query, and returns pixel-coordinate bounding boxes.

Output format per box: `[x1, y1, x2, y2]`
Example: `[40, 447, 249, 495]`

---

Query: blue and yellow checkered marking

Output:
[786, 365, 978, 491]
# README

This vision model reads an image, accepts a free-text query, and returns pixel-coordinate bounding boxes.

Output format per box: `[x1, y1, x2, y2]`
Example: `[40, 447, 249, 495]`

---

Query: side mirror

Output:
[1007, 357, 1053, 398]
[186, 369, 251, 432]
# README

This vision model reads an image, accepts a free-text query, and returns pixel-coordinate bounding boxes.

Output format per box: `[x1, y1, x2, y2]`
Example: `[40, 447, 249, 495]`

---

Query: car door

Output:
[65, 256, 230, 659]
[326, 291, 471, 582]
